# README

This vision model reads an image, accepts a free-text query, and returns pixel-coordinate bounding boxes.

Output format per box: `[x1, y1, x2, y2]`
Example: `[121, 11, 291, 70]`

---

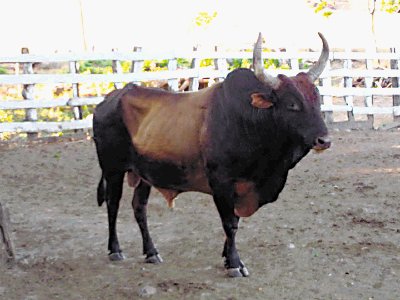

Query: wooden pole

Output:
[344, 48, 355, 122]
[189, 46, 200, 91]
[365, 56, 374, 126]
[168, 58, 178, 91]
[69, 60, 82, 121]
[289, 46, 299, 73]
[131, 46, 143, 86]
[0, 202, 15, 263]
[79, 0, 88, 51]
[391, 47, 400, 122]
[321, 60, 334, 124]
[214, 45, 228, 83]
[21, 47, 38, 140]
[112, 48, 123, 89]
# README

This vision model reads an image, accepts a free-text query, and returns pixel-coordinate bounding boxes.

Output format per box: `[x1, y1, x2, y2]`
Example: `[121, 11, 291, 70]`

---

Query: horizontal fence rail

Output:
[1, 48, 400, 136]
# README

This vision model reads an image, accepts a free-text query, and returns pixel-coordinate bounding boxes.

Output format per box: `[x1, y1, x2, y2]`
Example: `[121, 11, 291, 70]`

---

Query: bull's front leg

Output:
[213, 194, 249, 277]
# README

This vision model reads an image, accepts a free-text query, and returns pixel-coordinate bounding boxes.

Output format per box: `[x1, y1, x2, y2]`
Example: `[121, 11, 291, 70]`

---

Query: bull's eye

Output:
[287, 102, 301, 111]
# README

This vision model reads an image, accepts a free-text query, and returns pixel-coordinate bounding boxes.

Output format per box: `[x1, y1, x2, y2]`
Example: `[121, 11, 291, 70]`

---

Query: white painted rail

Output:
[1, 47, 400, 134]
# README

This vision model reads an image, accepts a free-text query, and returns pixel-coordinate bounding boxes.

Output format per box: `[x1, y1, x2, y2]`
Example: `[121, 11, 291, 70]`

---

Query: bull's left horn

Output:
[307, 32, 329, 81]
[253, 32, 280, 88]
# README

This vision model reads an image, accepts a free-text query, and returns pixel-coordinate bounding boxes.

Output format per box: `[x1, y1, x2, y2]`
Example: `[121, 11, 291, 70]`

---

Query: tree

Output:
[380, 0, 400, 13]
[308, 0, 336, 17]
[194, 11, 218, 27]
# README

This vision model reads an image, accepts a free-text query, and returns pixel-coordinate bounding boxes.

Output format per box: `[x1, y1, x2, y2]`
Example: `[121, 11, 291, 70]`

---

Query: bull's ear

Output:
[250, 93, 273, 109]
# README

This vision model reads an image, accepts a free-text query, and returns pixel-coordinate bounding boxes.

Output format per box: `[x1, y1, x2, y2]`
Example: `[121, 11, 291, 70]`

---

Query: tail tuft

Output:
[97, 174, 107, 206]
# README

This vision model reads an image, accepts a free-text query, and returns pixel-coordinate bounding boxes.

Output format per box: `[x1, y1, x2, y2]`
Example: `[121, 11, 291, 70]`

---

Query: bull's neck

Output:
[242, 118, 307, 173]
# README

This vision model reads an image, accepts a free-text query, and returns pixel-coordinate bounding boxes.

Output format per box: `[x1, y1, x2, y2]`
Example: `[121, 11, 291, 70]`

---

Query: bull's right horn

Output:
[307, 32, 329, 82]
[253, 32, 280, 89]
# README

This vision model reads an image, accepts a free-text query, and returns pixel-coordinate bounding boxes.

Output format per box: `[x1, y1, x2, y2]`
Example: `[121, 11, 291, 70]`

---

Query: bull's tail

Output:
[97, 174, 107, 206]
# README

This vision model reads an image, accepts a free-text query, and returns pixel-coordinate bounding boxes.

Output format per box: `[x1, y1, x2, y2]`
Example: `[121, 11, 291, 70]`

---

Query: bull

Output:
[93, 32, 331, 277]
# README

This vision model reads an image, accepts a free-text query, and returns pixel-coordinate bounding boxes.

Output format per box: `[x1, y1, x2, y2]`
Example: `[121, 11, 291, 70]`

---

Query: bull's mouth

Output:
[312, 146, 329, 153]
[312, 136, 331, 153]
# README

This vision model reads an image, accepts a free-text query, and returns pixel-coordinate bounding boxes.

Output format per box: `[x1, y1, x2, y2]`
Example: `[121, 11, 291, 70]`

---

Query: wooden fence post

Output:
[112, 49, 123, 89]
[0, 202, 15, 264]
[344, 48, 355, 122]
[189, 46, 200, 91]
[131, 46, 143, 86]
[21, 48, 38, 139]
[365, 55, 374, 127]
[321, 60, 334, 124]
[391, 47, 400, 122]
[168, 58, 179, 91]
[15, 62, 21, 99]
[289, 47, 299, 73]
[214, 46, 228, 83]
[69, 60, 82, 120]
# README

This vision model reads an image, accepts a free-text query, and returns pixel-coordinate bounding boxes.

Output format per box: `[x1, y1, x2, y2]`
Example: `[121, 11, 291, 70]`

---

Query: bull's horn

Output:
[253, 32, 280, 89]
[307, 32, 329, 81]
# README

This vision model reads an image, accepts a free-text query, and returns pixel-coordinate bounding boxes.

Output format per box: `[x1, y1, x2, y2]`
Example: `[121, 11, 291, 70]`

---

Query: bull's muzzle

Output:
[312, 136, 331, 152]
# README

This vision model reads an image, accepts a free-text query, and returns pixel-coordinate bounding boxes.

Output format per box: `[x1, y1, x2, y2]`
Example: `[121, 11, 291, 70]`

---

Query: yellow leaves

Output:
[0, 110, 13, 122]
[381, 0, 400, 13]
[194, 11, 218, 27]
[309, 0, 334, 18]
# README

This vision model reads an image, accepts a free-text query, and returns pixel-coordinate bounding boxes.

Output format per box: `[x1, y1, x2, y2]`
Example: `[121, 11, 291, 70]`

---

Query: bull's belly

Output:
[128, 155, 212, 207]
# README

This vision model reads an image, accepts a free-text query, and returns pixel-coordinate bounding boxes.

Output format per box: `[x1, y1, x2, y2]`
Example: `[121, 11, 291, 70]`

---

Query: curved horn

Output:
[253, 32, 280, 88]
[307, 32, 329, 81]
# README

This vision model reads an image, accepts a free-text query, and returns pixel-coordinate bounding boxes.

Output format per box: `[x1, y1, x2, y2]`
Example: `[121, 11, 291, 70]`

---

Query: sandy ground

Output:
[0, 129, 399, 300]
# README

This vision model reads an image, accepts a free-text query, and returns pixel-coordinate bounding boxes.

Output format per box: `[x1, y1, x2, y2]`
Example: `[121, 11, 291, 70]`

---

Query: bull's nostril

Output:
[313, 136, 331, 150]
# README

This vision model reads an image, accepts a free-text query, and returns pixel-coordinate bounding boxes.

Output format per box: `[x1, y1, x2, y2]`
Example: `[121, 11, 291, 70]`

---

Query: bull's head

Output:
[251, 33, 331, 152]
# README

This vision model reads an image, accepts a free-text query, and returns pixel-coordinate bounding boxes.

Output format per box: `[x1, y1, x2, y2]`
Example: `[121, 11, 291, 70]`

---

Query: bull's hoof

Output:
[240, 265, 250, 277]
[109, 252, 125, 261]
[225, 260, 249, 277]
[226, 265, 250, 277]
[145, 254, 163, 264]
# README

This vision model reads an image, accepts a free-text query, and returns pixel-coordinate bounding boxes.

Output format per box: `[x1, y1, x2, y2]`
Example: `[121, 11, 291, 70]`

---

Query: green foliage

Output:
[298, 59, 310, 70]
[265, 58, 282, 69]
[143, 60, 169, 71]
[142, 59, 191, 71]
[0, 66, 7, 74]
[81, 105, 93, 119]
[79, 60, 113, 74]
[229, 58, 251, 70]
[229, 50, 290, 70]
[381, 0, 400, 13]
[178, 58, 191, 69]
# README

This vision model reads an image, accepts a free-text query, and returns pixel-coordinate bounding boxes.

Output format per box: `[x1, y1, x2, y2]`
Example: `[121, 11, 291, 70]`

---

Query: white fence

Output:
[1, 48, 400, 136]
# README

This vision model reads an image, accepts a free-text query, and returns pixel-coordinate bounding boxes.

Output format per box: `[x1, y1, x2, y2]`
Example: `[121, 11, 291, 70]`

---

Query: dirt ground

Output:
[0, 129, 399, 300]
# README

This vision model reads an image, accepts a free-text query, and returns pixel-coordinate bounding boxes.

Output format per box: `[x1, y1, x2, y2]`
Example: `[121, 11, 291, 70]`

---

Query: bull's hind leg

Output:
[105, 172, 125, 261]
[132, 180, 163, 264]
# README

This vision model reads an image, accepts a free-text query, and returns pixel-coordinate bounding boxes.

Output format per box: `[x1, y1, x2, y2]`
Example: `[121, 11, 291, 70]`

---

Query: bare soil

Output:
[0, 129, 399, 300]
